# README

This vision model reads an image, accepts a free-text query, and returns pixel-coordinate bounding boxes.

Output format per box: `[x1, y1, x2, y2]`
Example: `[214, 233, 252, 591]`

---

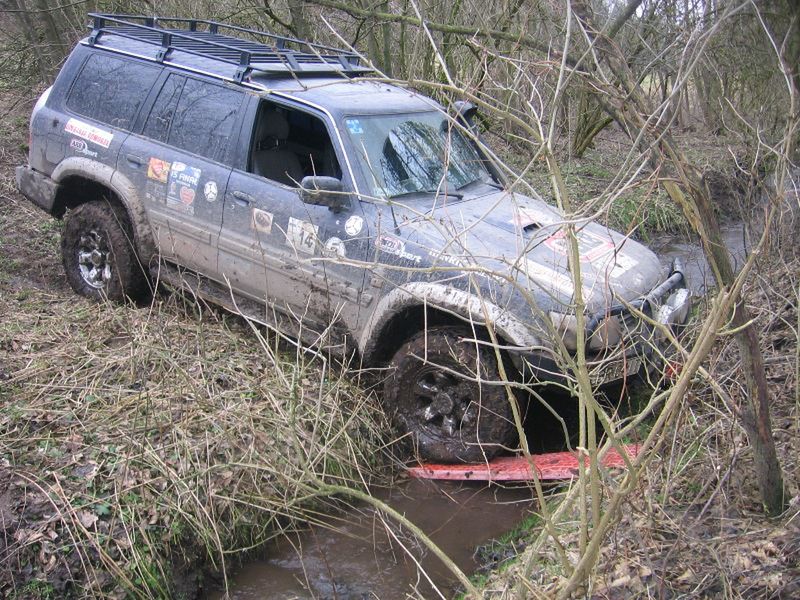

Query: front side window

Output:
[66, 53, 160, 130]
[343, 111, 494, 199]
[248, 100, 341, 187]
[166, 78, 244, 164]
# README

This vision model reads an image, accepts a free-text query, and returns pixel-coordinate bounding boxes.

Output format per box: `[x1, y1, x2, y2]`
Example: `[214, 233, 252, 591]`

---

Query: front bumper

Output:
[514, 259, 690, 387]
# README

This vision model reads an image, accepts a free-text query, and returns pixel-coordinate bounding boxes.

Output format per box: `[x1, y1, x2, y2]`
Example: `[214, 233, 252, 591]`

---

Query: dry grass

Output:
[0, 140, 391, 599]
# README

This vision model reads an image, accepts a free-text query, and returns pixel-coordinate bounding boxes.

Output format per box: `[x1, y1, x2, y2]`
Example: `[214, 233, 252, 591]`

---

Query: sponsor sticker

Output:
[204, 181, 218, 202]
[286, 217, 318, 255]
[376, 235, 422, 264]
[511, 207, 558, 229]
[166, 162, 202, 215]
[179, 186, 195, 204]
[345, 119, 364, 134]
[147, 158, 170, 183]
[324, 236, 346, 258]
[608, 254, 637, 278]
[518, 259, 591, 299]
[544, 229, 615, 263]
[69, 138, 98, 158]
[344, 215, 364, 237]
[251, 208, 274, 234]
[64, 118, 113, 149]
[428, 250, 468, 268]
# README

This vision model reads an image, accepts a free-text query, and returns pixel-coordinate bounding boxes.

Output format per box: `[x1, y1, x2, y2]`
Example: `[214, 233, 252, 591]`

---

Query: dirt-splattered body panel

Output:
[16, 22, 689, 389]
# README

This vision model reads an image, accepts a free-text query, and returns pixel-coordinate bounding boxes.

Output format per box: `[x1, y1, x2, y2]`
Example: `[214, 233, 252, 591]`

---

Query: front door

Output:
[218, 98, 372, 339]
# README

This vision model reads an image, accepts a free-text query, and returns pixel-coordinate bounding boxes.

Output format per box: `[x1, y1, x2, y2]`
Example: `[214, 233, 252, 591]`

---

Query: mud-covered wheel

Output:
[384, 326, 516, 463]
[61, 200, 148, 302]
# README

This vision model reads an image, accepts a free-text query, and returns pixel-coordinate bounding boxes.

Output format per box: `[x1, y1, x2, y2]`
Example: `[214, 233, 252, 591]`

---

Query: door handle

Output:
[232, 190, 253, 206]
[126, 153, 144, 167]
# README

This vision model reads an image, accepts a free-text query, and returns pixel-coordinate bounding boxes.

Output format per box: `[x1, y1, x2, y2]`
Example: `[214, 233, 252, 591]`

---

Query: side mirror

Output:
[299, 176, 350, 211]
[454, 100, 478, 129]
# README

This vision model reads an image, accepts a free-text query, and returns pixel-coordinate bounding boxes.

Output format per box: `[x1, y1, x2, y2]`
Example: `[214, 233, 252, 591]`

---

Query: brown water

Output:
[210, 479, 536, 600]
[651, 222, 748, 293]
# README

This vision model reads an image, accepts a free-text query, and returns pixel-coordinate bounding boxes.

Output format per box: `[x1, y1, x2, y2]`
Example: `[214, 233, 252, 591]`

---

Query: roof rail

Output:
[86, 13, 373, 82]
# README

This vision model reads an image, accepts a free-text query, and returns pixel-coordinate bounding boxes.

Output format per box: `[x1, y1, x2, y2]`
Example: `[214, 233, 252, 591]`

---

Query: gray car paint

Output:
[16, 33, 683, 384]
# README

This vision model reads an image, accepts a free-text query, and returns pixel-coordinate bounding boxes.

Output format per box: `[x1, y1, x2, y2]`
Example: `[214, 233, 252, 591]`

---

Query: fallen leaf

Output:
[78, 510, 98, 529]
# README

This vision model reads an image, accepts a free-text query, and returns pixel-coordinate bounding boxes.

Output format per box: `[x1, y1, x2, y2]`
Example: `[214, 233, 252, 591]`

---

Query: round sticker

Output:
[325, 237, 346, 258]
[204, 181, 218, 202]
[344, 215, 363, 237]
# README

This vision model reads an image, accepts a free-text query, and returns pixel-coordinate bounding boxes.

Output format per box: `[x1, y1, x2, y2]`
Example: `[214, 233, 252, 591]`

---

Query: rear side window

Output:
[142, 75, 185, 143]
[66, 53, 160, 131]
[170, 78, 243, 163]
[145, 75, 243, 164]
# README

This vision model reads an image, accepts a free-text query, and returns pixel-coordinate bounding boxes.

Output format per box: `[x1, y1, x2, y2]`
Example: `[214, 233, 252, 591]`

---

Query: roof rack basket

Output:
[86, 13, 372, 82]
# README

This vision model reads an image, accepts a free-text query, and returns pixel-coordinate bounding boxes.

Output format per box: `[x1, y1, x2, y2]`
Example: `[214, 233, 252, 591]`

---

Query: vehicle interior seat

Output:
[252, 109, 304, 186]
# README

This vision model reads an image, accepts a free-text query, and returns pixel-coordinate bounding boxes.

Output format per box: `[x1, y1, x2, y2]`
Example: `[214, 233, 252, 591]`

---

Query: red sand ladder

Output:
[408, 444, 641, 482]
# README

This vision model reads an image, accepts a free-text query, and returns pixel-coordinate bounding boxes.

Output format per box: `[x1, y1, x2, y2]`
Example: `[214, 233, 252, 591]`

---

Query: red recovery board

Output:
[408, 444, 641, 482]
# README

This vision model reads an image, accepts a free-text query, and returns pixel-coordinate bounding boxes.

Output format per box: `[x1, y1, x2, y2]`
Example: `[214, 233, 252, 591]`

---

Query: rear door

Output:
[118, 73, 245, 276]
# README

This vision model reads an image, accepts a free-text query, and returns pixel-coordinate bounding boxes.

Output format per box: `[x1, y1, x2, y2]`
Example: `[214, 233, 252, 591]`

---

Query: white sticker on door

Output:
[286, 217, 318, 255]
[344, 215, 363, 236]
[64, 118, 114, 148]
[204, 181, 218, 202]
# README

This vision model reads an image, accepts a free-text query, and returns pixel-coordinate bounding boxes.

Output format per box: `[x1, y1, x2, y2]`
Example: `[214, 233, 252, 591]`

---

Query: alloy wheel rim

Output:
[412, 368, 475, 437]
[77, 230, 112, 289]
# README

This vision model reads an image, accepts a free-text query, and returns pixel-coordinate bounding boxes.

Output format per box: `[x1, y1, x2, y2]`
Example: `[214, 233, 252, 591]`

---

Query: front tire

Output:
[61, 201, 147, 302]
[384, 326, 516, 463]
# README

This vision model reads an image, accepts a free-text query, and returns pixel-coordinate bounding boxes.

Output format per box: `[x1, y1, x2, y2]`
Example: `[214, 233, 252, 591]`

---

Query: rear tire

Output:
[61, 201, 148, 302]
[384, 326, 516, 463]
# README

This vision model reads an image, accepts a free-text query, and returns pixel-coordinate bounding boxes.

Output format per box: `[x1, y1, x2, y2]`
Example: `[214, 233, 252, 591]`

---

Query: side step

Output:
[407, 445, 640, 482]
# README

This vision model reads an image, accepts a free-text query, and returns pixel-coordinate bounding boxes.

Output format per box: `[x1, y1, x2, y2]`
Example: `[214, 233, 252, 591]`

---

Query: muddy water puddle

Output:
[211, 479, 536, 599]
[651, 222, 748, 293]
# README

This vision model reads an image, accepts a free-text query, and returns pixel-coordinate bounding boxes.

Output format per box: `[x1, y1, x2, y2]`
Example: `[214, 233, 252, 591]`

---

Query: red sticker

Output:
[179, 186, 195, 205]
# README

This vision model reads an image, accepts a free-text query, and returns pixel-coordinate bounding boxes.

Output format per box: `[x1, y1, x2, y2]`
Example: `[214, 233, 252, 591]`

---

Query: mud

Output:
[209, 479, 536, 600]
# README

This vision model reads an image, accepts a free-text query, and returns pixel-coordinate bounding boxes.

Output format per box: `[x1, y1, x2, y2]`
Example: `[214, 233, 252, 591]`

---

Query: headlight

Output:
[549, 311, 622, 352]
[549, 311, 579, 350]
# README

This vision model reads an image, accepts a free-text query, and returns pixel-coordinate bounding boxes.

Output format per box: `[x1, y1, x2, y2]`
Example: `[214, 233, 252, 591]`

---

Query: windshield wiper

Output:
[457, 178, 503, 192]
[388, 188, 463, 200]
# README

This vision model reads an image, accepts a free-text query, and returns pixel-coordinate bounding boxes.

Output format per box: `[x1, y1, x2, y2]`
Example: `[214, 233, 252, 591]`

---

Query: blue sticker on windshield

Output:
[346, 119, 363, 134]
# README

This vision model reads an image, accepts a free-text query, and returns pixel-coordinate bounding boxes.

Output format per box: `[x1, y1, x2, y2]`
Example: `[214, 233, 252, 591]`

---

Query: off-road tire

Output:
[61, 200, 148, 302]
[384, 326, 516, 463]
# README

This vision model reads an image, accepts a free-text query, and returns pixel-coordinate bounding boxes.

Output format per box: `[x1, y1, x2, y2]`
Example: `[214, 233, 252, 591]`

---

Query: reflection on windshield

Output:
[344, 112, 493, 198]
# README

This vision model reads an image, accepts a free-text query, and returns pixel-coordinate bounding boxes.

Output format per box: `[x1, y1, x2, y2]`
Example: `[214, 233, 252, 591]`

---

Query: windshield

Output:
[342, 111, 495, 199]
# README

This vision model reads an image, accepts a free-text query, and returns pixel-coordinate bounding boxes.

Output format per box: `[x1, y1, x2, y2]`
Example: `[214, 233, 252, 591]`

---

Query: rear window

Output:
[143, 74, 244, 164]
[66, 53, 160, 131]
[167, 78, 243, 164]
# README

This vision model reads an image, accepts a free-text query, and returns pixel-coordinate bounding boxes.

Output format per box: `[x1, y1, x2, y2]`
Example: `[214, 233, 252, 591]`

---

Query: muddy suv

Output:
[17, 14, 690, 463]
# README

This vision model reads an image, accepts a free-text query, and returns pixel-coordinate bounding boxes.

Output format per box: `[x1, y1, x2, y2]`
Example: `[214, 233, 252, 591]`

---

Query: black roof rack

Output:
[86, 13, 373, 83]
